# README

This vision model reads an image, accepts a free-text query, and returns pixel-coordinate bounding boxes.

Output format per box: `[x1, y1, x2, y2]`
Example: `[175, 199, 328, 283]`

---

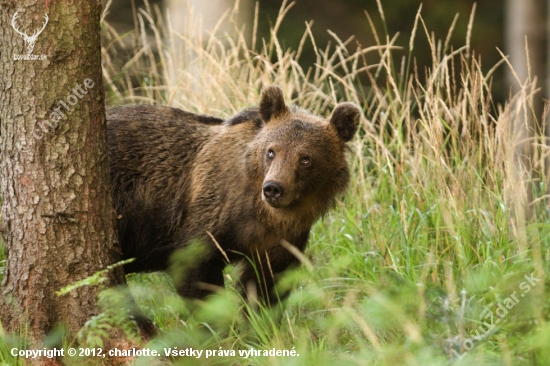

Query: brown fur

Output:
[106, 86, 361, 304]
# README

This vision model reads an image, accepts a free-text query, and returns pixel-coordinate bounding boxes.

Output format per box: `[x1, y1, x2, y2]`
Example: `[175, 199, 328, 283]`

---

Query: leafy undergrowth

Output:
[3, 0, 550, 365]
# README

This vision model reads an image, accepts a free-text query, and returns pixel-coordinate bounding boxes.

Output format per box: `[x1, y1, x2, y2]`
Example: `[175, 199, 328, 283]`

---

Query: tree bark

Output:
[504, 0, 546, 217]
[505, 0, 546, 95]
[0, 0, 124, 347]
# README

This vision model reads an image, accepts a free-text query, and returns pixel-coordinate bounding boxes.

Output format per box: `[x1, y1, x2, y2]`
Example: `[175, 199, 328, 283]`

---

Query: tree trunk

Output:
[505, 0, 546, 96]
[0, 0, 124, 348]
[504, 0, 546, 218]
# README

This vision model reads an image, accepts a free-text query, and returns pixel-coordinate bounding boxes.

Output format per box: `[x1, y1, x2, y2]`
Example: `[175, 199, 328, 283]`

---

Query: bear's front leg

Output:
[169, 246, 227, 299]
[239, 232, 309, 305]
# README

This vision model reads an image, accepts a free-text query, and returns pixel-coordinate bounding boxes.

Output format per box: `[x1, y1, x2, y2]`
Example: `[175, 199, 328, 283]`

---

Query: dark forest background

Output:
[105, 0, 528, 106]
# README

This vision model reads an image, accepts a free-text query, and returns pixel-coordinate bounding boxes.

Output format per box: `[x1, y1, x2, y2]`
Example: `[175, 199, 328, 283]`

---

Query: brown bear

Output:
[106, 86, 360, 304]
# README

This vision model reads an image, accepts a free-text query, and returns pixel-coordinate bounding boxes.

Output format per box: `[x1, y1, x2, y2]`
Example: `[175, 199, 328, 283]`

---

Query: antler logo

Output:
[11, 11, 48, 55]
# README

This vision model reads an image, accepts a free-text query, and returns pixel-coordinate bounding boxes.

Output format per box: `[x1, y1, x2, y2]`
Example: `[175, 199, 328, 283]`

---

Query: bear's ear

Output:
[259, 86, 288, 122]
[329, 102, 361, 142]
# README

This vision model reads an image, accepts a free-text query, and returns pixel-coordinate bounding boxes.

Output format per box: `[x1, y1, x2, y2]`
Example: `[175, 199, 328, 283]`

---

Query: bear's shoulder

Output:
[107, 105, 224, 126]
[223, 105, 313, 129]
[224, 107, 263, 128]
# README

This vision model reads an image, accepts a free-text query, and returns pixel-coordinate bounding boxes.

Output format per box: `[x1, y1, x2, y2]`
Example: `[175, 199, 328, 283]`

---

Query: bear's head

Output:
[247, 86, 361, 217]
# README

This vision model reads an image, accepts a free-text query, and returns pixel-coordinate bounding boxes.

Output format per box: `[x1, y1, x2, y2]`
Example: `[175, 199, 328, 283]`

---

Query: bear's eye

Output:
[266, 149, 275, 159]
[299, 156, 312, 167]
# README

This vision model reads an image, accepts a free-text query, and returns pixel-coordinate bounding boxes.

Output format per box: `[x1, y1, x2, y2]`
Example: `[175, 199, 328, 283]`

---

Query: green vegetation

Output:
[2, 1, 550, 365]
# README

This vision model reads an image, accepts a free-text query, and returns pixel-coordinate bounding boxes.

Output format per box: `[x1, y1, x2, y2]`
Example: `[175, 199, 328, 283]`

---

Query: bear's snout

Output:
[262, 181, 285, 205]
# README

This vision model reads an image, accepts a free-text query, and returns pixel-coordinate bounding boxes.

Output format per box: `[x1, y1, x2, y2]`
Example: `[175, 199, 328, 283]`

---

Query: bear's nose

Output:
[263, 181, 285, 200]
